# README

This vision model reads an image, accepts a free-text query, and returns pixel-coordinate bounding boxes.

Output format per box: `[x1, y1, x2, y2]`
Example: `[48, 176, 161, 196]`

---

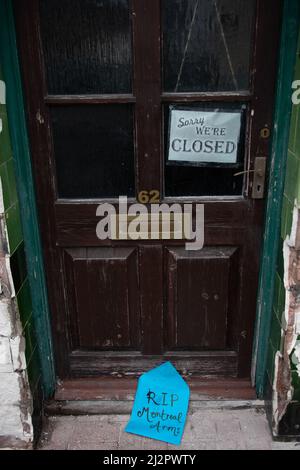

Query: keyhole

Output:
[260, 127, 270, 139]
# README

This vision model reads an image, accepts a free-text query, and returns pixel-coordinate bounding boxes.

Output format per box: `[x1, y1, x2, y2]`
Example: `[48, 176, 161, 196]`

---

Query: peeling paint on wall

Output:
[272, 203, 300, 435]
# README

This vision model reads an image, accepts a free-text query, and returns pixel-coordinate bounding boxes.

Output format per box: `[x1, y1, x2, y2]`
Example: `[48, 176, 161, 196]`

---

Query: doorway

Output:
[14, 0, 282, 381]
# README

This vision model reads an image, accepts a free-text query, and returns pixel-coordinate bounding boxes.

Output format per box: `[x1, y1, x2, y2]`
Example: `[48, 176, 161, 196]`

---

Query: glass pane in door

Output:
[50, 105, 135, 198]
[39, 0, 133, 94]
[162, 0, 255, 93]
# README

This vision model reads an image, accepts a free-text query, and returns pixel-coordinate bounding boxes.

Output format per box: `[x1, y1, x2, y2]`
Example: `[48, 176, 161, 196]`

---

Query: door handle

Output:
[252, 157, 267, 199]
[234, 157, 267, 199]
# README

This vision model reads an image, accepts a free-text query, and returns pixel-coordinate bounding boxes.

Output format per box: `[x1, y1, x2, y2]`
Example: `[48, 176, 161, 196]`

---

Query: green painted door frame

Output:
[253, 0, 300, 397]
[0, 0, 55, 397]
[0, 0, 298, 399]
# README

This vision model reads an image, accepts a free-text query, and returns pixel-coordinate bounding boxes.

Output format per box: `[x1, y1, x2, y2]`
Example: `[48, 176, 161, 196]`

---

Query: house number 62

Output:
[138, 190, 160, 204]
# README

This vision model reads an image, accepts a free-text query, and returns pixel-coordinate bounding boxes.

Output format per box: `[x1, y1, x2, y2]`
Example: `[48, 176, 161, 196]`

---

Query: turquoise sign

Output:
[125, 362, 190, 445]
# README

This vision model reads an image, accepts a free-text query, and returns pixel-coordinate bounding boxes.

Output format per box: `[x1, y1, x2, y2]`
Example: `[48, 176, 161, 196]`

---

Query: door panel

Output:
[64, 247, 140, 350]
[166, 247, 238, 350]
[14, 0, 283, 380]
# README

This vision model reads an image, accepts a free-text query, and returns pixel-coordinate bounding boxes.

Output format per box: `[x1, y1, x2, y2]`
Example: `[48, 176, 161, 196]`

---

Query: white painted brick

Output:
[0, 300, 12, 337]
[0, 337, 13, 373]
[0, 405, 24, 437]
[10, 336, 26, 371]
[296, 312, 300, 335]
[0, 372, 21, 405]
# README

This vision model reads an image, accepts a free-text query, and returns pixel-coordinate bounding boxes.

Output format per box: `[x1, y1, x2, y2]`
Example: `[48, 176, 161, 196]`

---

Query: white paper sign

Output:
[168, 109, 242, 164]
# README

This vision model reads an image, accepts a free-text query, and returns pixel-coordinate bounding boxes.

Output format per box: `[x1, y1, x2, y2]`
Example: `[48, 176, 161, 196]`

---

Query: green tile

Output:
[286, 202, 294, 236]
[281, 196, 288, 240]
[0, 111, 12, 164]
[294, 116, 300, 159]
[6, 158, 18, 205]
[273, 272, 282, 316]
[11, 242, 28, 295]
[288, 106, 298, 154]
[0, 159, 18, 211]
[5, 202, 23, 254]
[17, 279, 36, 368]
[296, 159, 300, 204]
[277, 268, 284, 283]
[281, 196, 293, 239]
[277, 245, 284, 279]
[281, 197, 293, 239]
[24, 318, 38, 364]
[23, 316, 33, 362]
[291, 371, 300, 402]
[284, 151, 299, 203]
[266, 340, 277, 384]
[277, 280, 286, 321]
[27, 345, 41, 389]
[273, 273, 285, 325]
[294, 50, 300, 82]
[17, 278, 32, 329]
[291, 355, 297, 372]
[269, 312, 282, 351]
[0, 162, 11, 209]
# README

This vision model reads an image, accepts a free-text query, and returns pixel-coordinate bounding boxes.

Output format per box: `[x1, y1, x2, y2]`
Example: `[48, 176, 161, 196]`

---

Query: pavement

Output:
[38, 408, 300, 450]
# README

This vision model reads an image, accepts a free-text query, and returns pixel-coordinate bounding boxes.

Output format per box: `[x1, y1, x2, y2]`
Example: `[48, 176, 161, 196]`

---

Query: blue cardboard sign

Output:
[125, 362, 190, 445]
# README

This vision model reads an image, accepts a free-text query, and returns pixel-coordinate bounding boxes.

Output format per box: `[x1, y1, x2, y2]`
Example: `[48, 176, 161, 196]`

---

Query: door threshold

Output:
[45, 377, 258, 416]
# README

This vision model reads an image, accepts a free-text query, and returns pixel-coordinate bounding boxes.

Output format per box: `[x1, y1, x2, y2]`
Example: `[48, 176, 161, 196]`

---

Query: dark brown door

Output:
[14, 0, 282, 379]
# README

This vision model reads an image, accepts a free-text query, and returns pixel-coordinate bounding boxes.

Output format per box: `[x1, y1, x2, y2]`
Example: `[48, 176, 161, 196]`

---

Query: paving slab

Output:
[38, 409, 300, 451]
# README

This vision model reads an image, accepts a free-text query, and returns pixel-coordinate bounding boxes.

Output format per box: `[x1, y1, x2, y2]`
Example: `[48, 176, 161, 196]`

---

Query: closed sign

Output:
[168, 108, 242, 165]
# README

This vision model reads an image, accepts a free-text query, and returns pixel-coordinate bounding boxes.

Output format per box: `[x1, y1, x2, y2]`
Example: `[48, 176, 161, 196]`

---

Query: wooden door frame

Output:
[14, 0, 282, 380]
[0, 0, 55, 397]
[0, 0, 296, 399]
[252, 0, 300, 397]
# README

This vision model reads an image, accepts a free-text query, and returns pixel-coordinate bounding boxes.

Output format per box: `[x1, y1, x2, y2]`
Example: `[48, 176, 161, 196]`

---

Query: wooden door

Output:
[14, 0, 282, 379]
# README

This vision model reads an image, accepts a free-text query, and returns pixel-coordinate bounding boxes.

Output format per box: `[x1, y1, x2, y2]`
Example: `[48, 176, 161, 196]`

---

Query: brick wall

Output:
[266, 30, 300, 436]
[0, 68, 42, 448]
